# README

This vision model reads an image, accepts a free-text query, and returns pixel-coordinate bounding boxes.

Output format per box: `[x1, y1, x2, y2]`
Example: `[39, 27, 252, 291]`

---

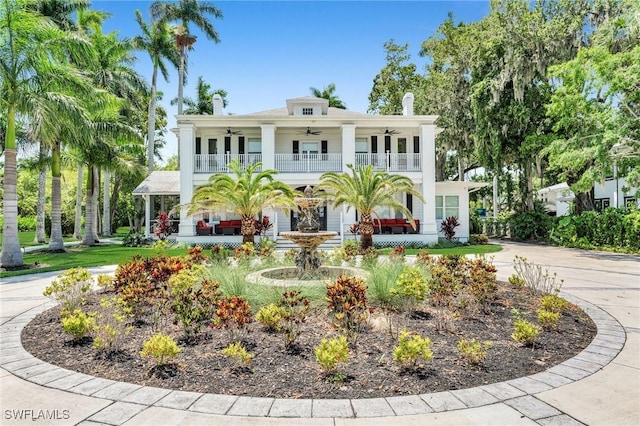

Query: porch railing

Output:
[194, 154, 263, 173]
[354, 153, 421, 172]
[274, 153, 342, 173]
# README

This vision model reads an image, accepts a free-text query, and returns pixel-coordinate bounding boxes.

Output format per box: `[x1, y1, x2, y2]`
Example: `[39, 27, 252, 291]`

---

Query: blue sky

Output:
[94, 0, 491, 162]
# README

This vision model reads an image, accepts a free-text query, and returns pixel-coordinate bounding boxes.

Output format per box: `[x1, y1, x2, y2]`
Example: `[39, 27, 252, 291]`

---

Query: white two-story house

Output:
[136, 93, 484, 246]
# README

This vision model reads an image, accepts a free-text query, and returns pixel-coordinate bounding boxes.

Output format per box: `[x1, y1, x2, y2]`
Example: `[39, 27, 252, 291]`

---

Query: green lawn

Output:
[379, 244, 502, 256]
[0, 231, 78, 248]
[0, 245, 187, 279]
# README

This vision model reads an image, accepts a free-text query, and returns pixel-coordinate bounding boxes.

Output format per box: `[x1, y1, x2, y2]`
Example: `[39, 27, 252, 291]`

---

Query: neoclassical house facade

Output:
[164, 93, 483, 245]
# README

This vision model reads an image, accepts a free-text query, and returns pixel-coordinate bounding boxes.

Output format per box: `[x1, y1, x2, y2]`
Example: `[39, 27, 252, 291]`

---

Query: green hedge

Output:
[549, 207, 640, 252]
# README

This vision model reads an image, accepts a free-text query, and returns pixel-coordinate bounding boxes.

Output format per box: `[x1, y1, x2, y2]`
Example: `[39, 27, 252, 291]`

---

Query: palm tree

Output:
[132, 9, 179, 172]
[189, 160, 296, 244]
[0, 0, 91, 267]
[318, 164, 424, 250]
[181, 75, 227, 114]
[150, 0, 223, 115]
[310, 83, 347, 109]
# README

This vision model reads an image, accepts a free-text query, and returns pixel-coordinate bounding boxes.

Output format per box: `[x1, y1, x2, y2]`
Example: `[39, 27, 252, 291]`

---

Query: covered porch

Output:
[132, 171, 181, 238]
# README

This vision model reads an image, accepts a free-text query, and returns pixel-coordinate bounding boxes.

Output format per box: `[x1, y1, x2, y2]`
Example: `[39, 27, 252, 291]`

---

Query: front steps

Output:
[275, 235, 344, 251]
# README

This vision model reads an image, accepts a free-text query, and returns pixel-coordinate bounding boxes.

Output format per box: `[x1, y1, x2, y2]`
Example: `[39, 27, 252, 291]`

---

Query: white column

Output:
[341, 124, 356, 170]
[420, 124, 438, 243]
[261, 124, 276, 170]
[179, 123, 196, 236]
[144, 194, 151, 238]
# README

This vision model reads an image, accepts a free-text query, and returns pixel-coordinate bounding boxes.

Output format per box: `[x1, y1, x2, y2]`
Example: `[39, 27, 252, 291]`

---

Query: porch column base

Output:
[179, 222, 195, 237]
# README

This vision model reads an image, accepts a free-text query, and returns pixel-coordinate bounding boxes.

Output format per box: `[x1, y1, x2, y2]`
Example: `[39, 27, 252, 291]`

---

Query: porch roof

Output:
[132, 171, 180, 196]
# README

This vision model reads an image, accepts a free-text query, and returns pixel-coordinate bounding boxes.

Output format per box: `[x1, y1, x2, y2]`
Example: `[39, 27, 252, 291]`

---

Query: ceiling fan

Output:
[226, 127, 242, 135]
[299, 127, 321, 136]
[379, 128, 400, 135]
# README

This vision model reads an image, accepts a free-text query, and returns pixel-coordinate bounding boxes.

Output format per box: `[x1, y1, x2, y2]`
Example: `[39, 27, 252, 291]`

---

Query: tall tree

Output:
[310, 83, 346, 109]
[368, 40, 426, 115]
[319, 164, 424, 251]
[132, 9, 179, 172]
[0, 0, 90, 267]
[189, 160, 296, 244]
[150, 0, 223, 115]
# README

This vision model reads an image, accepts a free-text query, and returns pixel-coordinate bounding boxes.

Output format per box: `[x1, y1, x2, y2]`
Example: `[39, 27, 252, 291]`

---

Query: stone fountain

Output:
[279, 186, 338, 279]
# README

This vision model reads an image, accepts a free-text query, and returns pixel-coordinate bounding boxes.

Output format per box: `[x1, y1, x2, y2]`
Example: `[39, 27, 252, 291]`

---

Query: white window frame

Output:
[248, 138, 261, 154]
[436, 195, 459, 220]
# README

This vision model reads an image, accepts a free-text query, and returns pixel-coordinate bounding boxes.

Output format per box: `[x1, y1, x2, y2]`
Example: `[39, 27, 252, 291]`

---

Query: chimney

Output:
[212, 94, 224, 116]
[402, 92, 414, 116]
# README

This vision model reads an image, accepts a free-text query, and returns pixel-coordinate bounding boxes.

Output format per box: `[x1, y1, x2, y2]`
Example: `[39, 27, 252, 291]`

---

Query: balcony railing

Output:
[274, 153, 342, 173]
[355, 153, 421, 172]
[194, 153, 421, 173]
[194, 154, 262, 173]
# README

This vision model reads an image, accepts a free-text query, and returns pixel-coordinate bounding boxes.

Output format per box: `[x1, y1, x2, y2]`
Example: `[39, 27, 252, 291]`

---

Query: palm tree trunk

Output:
[241, 215, 256, 244]
[73, 166, 84, 240]
[0, 106, 24, 267]
[48, 141, 64, 251]
[34, 142, 48, 243]
[359, 213, 374, 251]
[102, 168, 111, 236]
[82, 166, 98, 246]
[177, 49, 185, 115]
[148, 64, 158, 172]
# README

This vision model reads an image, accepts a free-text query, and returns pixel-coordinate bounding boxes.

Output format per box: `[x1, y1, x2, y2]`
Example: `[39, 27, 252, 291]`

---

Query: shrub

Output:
[511, 318, 540, 346]
[210, 244, 230, 263]
[258, 238, 276, 260]
[152, 239, 169, 254]
[367, 262, 404, 307]
[391, 266, 429, 313]
[341, 239, 359, 259]
[540, 294, 569, 314]
[140, 333, 181, 366]
[314, 335, 349, 378]
[467, 257, 498, 311]
[255, 303, 285, 332]
[233, 242, 255, 261]
[96, 274, 114, 290]
[393, 329, 433, 368]
[537, 309, 560, 331]
[43, 268, 93, 314]
[92, 296, 133, 353]
[187, 245, 208, 264]
[326, 275, 369, 342]
[17, 216, 37, 231]
[213, 295, 253, 343]
[508, 202, 551, 241]
[389, 245, 406, 261]
[513, 256, 563, 295]
[61, 309, 96, 340]
[414, 250, 433, 267]
[508, 274, 526, 289]
[153, 212, 172, 240]
[457, 339, 491, 366]
[469, 233, 489, 245]
[169, 268, 221, 337]
[440, 216, 460, 241]
[122, 231, 148, 247]
[279, 291, 311, 348]
[360, 247, 379, 269]
[222, 342, 253, 370]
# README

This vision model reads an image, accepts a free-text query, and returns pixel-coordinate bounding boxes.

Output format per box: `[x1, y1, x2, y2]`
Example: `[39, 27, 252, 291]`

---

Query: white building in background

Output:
[135, 93, 485, 245]
[538, 178, 639, 216]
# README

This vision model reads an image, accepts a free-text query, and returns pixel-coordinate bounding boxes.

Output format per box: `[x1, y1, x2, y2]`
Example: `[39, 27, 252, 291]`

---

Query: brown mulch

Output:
[22, 283, 596, 399]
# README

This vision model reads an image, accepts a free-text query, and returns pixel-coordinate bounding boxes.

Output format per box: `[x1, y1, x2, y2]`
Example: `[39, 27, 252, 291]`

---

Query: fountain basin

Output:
[279, 231, 338, 249]
[246, 266, 369, 287]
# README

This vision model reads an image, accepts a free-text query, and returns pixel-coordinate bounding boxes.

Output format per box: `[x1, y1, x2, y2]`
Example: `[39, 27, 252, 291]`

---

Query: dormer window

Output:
[302, 107, 314, 115]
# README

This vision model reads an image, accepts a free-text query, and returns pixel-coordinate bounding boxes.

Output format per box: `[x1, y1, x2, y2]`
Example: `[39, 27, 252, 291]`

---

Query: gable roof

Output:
[246, 106, 366, 117]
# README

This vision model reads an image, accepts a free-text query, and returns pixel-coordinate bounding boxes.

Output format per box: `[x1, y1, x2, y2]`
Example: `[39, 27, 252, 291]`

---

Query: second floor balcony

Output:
[194, 153, 422, 174]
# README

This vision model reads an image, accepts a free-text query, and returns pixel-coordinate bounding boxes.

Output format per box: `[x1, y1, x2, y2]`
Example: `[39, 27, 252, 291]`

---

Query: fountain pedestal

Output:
[280, 186, 337, 280]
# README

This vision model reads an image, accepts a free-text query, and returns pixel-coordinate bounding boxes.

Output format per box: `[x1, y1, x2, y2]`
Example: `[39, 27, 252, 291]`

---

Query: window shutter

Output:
[407, 193, 413, 214]
[321, 140, 328, 161]
[238, 136, 245, 154]
[293, 140, 299, 160]
[413, 136, 420, 153]
[224, 136, 231, 153]
[195, 137, 201, 155]
[371, 136, 378, 153]
[384, 135, 391, 153]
